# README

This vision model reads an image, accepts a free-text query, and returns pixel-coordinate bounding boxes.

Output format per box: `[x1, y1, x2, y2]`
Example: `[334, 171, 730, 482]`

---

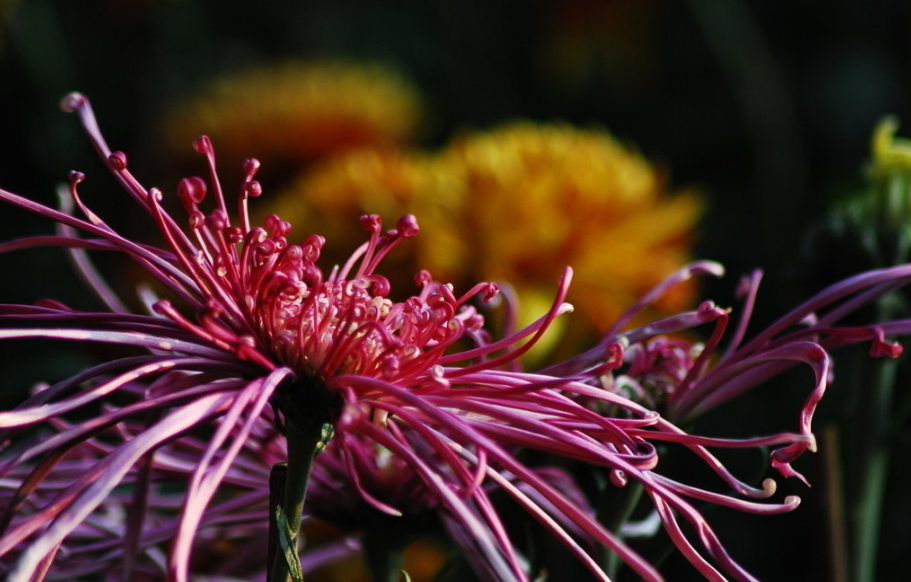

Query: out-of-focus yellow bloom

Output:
[433, 122, 701, 329]
[276, 121, 702, 342]
[166, 60, 423, 169]
[871, 116, 911, 174]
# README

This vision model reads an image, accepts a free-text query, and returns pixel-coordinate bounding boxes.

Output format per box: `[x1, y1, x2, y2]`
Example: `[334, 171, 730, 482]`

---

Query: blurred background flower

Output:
[276, 121, 701, 354]
[165, 60, 425, 176]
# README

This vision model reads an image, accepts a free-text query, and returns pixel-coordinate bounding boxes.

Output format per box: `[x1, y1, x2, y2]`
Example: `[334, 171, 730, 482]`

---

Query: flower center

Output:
[136, 137, 494, 413]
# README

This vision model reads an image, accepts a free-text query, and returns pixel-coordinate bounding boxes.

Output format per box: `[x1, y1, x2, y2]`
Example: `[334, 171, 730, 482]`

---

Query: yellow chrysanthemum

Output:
[276, 121, 702, 343]
[435, 122, 702, 327]
[166, 60, 423, 169]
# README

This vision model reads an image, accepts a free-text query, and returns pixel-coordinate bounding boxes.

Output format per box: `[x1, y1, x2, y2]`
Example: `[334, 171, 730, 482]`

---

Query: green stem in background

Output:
[848, 173, 908, 582]
[595, 474, 644, 578]
[269, 420, 325, 582]
[847, 223, 905, 582]
[830, 117, 911, 582]
[851, 351, 897, 582]
[268, 464, 288, 582]
[362, 527, 406, 582]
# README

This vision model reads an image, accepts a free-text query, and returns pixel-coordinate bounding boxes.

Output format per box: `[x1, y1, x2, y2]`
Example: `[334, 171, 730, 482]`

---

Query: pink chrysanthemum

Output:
[1, 94, 910, 582]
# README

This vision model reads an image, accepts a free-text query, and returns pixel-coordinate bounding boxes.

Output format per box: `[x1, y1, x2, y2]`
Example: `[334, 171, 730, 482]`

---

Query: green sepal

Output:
[315, 422, 335, 454]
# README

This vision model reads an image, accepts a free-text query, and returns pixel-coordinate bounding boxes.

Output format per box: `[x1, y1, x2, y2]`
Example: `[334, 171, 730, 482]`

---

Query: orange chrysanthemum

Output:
[166, 60, 423, 169]
[273, 122, 702, 343]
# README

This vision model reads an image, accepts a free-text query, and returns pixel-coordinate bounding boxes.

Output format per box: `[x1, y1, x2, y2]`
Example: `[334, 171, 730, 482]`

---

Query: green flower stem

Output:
[268, 463, 288, 582]
[361, 527, 405, 582]
[269, 420, 325, 582]
[852, 353, 897, 582]
[596, 477, 644, 578]
[849, 222, 907, 582]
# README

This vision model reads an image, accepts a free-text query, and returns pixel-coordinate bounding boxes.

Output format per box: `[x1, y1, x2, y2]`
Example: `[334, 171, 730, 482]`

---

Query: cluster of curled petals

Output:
[2, 94, 911, 582]
[276, 121, 703, 344]
[547, 262, 911, 485]
[166, 60, 424, 169]
[601, 336, 702, 410]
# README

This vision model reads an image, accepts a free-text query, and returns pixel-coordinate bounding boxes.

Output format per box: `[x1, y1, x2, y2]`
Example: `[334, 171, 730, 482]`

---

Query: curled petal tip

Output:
[609, 469, 627, 487]
[192, 135, 213, 155]
[151, 299, 173, 316]
[691, 260, 725, 278]
[108, 151, 128, 171]
[872, 341, 903, 358]
[870, 329, 903, 358]
[243, 180, 263, 198]
[482, 282, 499, 302]
[807, 435, 818, 453]
[59, 92, 86, 112]
[242, 158, 261, 174]
[678, 260, 725, 281]
[360, 214, 382, 232]
[178, 177, 208, 206]
[396, 214, 420, 238]
[603, 341, 625, 369]
[784, 495, 802, 508]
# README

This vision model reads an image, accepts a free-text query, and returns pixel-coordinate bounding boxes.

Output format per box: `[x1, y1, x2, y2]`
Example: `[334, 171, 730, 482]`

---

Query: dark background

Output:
[1, 1, 910, 580]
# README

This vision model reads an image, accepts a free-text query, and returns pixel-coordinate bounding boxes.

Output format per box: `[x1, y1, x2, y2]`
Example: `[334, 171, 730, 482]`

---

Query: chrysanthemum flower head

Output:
[0, 92, 510, 581]
[166, 60, 424, 170]
[0, 93, 588, 582]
